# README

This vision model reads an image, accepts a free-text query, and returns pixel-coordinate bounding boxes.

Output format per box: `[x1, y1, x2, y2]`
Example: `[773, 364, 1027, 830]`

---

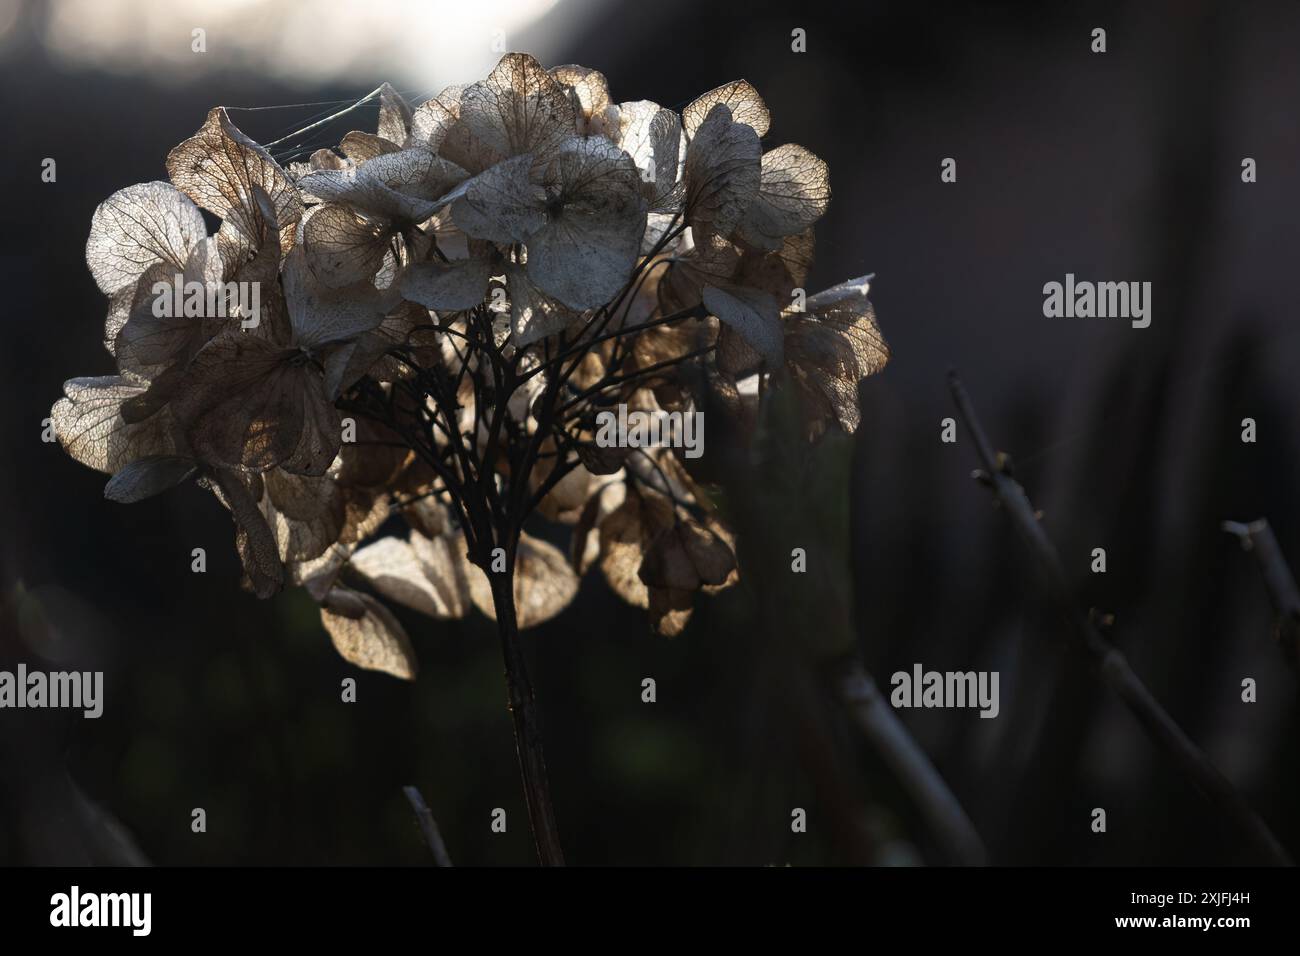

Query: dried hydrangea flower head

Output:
[51, 54, 888, 865]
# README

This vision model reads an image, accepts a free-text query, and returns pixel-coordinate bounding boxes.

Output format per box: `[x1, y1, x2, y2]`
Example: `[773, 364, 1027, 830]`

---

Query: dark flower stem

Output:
[488, 565, 565, 866]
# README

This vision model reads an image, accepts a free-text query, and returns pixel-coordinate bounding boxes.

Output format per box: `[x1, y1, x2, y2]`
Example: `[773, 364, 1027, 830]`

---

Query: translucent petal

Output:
[613, 100, 683, 210]
[702, 283, 783, 366]
[399, 257, 492, 312]
[282, 246, 389, 348]
[351, 533, 470, 620]
[51, 376, 180, 474]
[302, 203, 389, 288]
[444, 53, 575, 172]
[526, 137, 647, 309]
[467, 532, 579, 629]
[320, 588, 417, 679]
[298, 148, 468, 224]
[175, 334, 340, 475]
[443, 153, 546, 244]
[102, 455, 196, 503]
[166, 108, 302, 252]
[785, 277, 889, 435]
[86, 182, 207, 295]
[377, 82, 413, 144]
[736, 144, 830, 250]
[682, 80, 770, 139]
[684, 105, 761, 240]
[504, 263, 576, 346]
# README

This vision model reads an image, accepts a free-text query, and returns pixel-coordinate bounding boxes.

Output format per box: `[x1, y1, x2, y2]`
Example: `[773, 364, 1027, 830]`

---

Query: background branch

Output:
[401, 786, 453, 866]
[949, 371, 1292, 866]
[837, 660, 988, 865]
[1222, 519, 1300, 675]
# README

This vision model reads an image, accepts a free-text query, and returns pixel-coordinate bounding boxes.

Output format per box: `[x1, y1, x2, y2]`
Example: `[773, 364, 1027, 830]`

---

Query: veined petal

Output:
[702, 283, 783, 367]
[682, 80, 770, 139]
[167, 108, 302, 252]
[683, 104, 761, 240]
[321, 588, 417, 679]
[736, 144, 830, 250]
[86, 182, 207, 295]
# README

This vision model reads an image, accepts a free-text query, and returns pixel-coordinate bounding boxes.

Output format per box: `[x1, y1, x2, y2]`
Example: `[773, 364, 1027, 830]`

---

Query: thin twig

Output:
[1222, 519, 1300, 674]
[402, 786, 453, 866]
[949, 371, 1292, 866]
[838, 660, 988, 865]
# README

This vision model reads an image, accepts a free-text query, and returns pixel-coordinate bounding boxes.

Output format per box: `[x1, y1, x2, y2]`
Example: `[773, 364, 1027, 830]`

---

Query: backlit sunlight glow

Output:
[42, 0, 571, 90]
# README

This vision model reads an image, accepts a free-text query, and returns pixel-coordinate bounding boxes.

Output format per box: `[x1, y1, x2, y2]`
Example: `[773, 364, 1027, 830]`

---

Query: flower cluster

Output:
[51, 53, 888, 676]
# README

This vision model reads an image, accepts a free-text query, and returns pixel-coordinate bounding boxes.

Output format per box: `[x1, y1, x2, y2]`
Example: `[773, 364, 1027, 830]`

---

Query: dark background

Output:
[1, 0, 1297, 865]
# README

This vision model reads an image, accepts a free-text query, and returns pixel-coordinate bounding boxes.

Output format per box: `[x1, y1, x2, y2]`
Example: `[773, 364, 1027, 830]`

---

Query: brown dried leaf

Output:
[320, 588, 417, 679]
[468, 533, 579, 629]
[785, 276, 889, 436]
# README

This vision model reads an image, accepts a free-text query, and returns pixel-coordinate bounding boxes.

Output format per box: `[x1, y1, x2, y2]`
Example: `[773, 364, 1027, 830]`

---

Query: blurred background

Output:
[1, 0, 1298, 865]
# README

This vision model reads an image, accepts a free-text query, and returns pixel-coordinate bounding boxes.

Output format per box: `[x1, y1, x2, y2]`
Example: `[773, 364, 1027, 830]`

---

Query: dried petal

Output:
[351, 532, 470, 620]
[785, 276, 889, 435]
[176, 334, 340, 475]
[682, 80, 770, 139]
[103, 455, 196, 503]
[212, 467, 285, 598]
[684, 105, 761, 240]
[443, 153, 546, 244]
[527, 137, 647, 309]
[320, 588, 417, 679]
[340, 131, 400, 163]
[51, 377, 181, 474]
[298, 147, 468, 224]
[613, 100, 683, 210]
[377, 82, 414, 144]
[504, 264, 575, 346]
[167, 108, 302, 251]
[467, 533, 579, 629]
[443, 53, 575, 173]
[702, 284, 783, 366]
[399, 257, 492, 312]
[86, 182, 207, 295]
[549, 64, 612, 129]
[282, 247, 388, 348]
[736, 145, 830, 250]
[302, 203, 390, 288]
